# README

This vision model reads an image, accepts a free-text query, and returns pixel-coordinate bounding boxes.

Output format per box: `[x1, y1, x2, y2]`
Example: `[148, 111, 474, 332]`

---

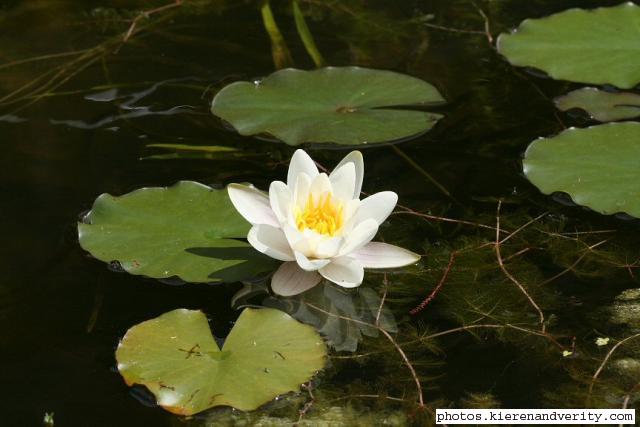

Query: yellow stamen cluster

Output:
[295, 193, 344, 236]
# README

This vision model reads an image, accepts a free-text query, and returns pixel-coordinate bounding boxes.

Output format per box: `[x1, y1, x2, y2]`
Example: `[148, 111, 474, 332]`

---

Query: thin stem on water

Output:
[587, 333, 640, 406]
[306, 302, 426, 409]
[495, 200, 546, 332]
[390, 145, 459, 204]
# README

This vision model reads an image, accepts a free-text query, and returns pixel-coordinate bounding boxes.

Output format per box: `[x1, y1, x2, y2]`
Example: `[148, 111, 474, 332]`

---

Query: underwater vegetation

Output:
[2, 0, 640, 426]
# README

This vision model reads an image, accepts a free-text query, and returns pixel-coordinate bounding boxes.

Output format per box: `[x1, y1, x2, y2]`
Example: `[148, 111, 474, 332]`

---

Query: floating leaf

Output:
[555, 88, 640, 122]
[498, 3, 640, 88]
[116, 308, 327, 414]
[523, 123, 640, 218]
[78, 181, 275, 283]
[211, 66, 444, 146]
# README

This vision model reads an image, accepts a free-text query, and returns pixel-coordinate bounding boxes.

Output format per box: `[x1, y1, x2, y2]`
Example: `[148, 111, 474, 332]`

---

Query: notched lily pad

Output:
[554, 87, 640, 122]
[498, 3, 640, 88]
[211, 66, 444, 146]
[78, 181, 275, 283]
[116, 308, 327, 414]
[523, 122, 640, 218]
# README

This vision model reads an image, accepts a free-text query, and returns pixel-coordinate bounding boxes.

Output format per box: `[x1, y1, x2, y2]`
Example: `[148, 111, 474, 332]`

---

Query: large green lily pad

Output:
[497, 3, 640, 88]
[210, 66, 444, 146]
[555, 87, 640, 122]
[523, 122, 640, 218]
[78, 181, 275, 283]
[116, 308, 327, 414]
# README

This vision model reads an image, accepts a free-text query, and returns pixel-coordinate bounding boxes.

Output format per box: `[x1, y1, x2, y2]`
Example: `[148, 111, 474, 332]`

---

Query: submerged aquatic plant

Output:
[228, 149, 420, 296]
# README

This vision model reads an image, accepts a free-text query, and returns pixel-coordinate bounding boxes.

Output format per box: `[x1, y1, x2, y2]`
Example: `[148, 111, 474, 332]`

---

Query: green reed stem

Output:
[260, 0, 294, 69]
[292, 0, 325, 67]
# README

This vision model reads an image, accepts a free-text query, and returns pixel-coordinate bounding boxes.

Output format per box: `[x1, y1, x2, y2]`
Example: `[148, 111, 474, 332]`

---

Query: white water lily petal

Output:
[352, 191, 398, 225]
[319, 256, 364, 288]
[247, 225, 295, 261]
[227, 183, 279, 227]
[283, 225, 312, 255]
[352, 242, 421, 269]
[269, 180, 291, 224]
[315, 236, 344, 259]
[293, 172, 312, 210]
[308, 173, 332, 202]
[287, 149, 319, 188]
[303, 229, 336, 258]
[329, 162, 356, 201]
[294, 251, 331, 271]
[340, 199, 361, 233]
[339, 219, 379, 256]
[271, 261, 322, 296]
[335, 151, 364, 198]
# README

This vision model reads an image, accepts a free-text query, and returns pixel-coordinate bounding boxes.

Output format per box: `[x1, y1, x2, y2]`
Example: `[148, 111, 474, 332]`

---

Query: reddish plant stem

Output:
[410, 252, 457, 315]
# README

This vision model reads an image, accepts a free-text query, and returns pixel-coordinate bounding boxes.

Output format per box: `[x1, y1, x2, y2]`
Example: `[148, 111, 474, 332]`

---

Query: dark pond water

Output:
[1, 0, 639, 425]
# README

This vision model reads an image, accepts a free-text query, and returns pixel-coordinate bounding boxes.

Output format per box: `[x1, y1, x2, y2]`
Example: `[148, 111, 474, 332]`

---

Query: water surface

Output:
[1, 1, 638, 425]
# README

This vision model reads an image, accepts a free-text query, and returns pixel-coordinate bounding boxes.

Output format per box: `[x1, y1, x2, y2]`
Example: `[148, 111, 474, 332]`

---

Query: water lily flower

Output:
[227, 149, 420, 296]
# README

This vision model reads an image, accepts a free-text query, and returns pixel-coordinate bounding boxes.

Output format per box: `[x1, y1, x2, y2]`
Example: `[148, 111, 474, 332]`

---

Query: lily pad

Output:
[497, 3, 640, 88]
[555, 87, 640, 122]
[523, 122, 640, 218]
[116, 308, 327, 414]
[78, 181, 275, 283]
[210, 66, 444, 146]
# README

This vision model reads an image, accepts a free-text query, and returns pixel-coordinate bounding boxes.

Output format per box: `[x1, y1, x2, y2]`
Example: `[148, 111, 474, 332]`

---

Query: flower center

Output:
[295, 193, 344, 236]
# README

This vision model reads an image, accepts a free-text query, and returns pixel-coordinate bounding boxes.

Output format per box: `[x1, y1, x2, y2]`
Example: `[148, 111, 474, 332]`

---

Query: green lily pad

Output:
[78, 181, 275, 283]
[555, 87, 640, 122]
[497, 3, 640, 88]
[116, 308, 327, 414]
[523, 122, 640, 218]
[210, 66, 444, 146]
